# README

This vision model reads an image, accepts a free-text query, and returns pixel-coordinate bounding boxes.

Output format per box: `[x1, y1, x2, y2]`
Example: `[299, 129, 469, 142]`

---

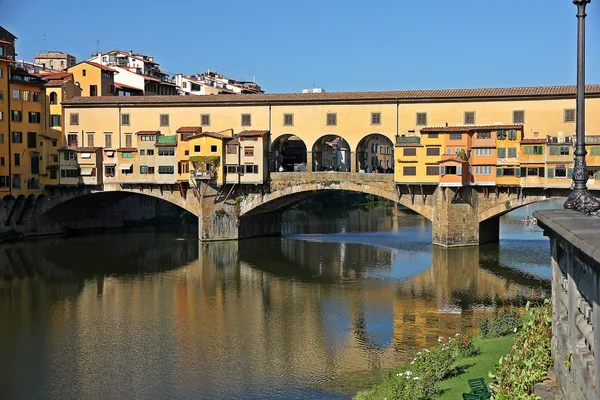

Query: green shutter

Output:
[439, 166, 445, 175]
[516, 167, 521, 177]
[537, 146, 543, 154]
[595, 171, 600, 180]
[550, 146, 559, 155]
[567, 168, 573, 178]
[497, 148, 506, 158]
[524, 146, 532, 155]
[548, 168, 555, 178]
[496, 168, 502, 177]
[456, 165, 462, 176]
[60, 169, 65, 178]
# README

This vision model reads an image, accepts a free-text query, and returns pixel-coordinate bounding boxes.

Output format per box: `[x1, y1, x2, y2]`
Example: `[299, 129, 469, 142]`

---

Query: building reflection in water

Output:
[0, 229, 550, 399]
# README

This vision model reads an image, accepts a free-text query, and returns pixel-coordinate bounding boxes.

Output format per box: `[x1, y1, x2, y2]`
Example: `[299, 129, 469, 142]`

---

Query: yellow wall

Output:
[68, 63, 114, 97]
[188, 135, 228, 186]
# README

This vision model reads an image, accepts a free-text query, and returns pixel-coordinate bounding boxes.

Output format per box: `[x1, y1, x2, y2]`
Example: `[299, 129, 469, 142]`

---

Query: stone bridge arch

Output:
[239, 179, 433, 220]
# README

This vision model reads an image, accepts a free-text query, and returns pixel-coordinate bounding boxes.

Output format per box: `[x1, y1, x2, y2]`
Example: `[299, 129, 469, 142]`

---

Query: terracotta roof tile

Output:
[85, 61, 117, 73]
[521, 138, 548, 144]
[57, 146, 101, 152]
[237, 130, 269, 137]
[135, 130, 160, 135]
[116, 147, 137, 151]
[115, 82, 143, 92]
[176, 126, 202, 134]
[62, 85, 600, 106]
[437, 157, 466, 164]
[45, 78, 69, 87]
[421, 124, 523, 133]
[185, 132, 233, 141]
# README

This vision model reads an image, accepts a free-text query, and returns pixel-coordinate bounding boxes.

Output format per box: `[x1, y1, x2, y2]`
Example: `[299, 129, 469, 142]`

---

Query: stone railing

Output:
[270, 172, 394, 183]
[534, 209, 600, 400]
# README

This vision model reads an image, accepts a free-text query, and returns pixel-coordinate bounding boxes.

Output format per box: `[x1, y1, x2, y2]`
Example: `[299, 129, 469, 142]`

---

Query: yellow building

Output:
[68, 61, 116, 97]
[186, 129, 233, 187]
[9, 65, 46, 196]
[0, 27, 16, 195]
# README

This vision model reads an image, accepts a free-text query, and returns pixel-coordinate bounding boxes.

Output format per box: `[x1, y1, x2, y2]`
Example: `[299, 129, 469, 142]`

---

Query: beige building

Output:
[224, 130, 269, 184]
[34, 51, 76, 71]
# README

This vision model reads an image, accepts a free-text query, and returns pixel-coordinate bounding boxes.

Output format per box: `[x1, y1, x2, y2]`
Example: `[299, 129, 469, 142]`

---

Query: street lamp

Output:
[564, 0, 600, 213]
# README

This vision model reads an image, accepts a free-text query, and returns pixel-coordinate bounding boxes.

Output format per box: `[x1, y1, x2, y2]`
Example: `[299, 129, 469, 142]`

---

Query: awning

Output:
[119, 164, 132, 170]
[106, 151, 115, 156]
[80, 168, 94, 176]
[104, 163, 116, 167]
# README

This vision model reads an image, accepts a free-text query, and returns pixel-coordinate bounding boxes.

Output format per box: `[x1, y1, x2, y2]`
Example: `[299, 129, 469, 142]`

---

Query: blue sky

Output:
[2, 0, 599, 93]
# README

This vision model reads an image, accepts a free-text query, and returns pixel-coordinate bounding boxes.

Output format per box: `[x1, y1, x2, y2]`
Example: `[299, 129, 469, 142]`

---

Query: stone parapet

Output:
[535, 209, 600, 400]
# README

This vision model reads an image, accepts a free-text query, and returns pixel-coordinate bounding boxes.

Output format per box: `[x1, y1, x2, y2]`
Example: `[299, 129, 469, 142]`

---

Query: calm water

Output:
[0, 201, 558, 400]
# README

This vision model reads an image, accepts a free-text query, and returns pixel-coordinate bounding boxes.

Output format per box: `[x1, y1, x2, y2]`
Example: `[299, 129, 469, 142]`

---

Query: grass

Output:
[435, 335, 515, 400]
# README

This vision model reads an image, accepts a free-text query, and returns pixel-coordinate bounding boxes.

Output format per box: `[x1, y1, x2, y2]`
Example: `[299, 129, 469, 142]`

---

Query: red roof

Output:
[45, 79, 69, 87]
[57, 146, 101, 152]
[184, 132, 232, 141]
[238, 130, 269, 137]
[85, 61, 117, 73]
[521, 138, 547, 144]
[116, 147, 137, 151]
[135, 130, 160, 135]
[176, 126, 202, 134]
[421, 124, 523, 133]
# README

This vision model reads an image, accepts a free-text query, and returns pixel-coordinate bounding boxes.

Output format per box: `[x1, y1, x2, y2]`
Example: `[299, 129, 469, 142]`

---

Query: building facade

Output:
[34, 51, 76, 71]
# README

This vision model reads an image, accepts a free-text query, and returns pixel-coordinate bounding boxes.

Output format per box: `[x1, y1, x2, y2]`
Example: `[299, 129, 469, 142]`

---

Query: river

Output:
[0, 201, 556, 400]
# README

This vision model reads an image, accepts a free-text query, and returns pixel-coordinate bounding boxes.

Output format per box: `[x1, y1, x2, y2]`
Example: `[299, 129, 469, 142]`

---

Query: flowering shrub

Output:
[450, 334, 479, 358]
[477, 307, 521, 338]
[489, 300, 552, 399]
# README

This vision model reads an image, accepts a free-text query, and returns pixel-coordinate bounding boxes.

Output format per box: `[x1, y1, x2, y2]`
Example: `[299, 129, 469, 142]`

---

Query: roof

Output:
[237, 130, 269, 137]
[115, 82, 143, 92]
[184, 132, 233, 141]
[421, 124, 523, 133]
[135, 130, 160, 135]
[45, 78, 70, 87]
[116, 147, 137, 151]
[438, 157, 466, 164]
[62, 84, 600, 106]
[57, 146, 101, 152]
[70, 60, 117, 73]
[176, 126, 202, 134]
[521, 138, 548, 144]
[41, 71, 72, 80]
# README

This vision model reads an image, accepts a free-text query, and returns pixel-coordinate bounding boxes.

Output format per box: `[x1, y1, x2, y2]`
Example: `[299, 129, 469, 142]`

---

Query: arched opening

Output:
[355, 133, 395, 173]
[269, 134, 308, 172]
[311, 135, 351, 172]
[49, 91, 58, 105]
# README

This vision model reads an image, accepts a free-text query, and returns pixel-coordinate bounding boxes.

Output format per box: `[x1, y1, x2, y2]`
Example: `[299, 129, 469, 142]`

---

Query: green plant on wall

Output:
[505, 200, 511, 210]
[456, 149, 468, 161]
[189, 156, 220, 169]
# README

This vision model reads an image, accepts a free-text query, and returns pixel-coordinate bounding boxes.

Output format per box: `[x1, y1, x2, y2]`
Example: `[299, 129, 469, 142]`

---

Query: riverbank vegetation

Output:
[354, 301, 552, 400]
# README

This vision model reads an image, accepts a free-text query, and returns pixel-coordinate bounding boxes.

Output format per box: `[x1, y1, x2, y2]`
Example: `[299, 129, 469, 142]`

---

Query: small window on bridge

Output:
[464, 111, 475, 125]
[402, 166, 416, 176]
[283, 113, 294, 126]
[371, 112, 381, 125]
[403, 147, 416, 156]
[211, 145, 218, 153]
[416, 112, 427, 126]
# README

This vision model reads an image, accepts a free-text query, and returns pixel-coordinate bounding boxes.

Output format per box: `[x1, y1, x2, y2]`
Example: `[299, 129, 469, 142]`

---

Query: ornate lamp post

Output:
[564, 0, 600, 213]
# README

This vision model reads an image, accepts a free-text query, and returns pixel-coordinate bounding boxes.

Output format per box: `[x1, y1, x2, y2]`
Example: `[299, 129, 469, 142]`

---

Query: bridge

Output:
[0, 172, 579, 246]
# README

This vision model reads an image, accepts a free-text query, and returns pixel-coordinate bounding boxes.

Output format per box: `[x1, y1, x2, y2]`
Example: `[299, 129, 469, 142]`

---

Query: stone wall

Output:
[535, 209, 600, 400]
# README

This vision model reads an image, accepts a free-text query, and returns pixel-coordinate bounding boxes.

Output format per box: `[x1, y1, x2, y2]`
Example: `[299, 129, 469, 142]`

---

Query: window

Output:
[416, 112, 427, 126]
[524, 145, 543, 155]
[22, 91, 30, 101]
[14, 153, 20, 166]
[12, 110, 22, 122]
[158, 166, 175, 174]
[497, 148, 506, 158]
[109, 85, 115, 94]
[244, 147, 254, 157]
[12, 175, 21, 188]
[371, 112, 381, 125]
[0, 176, 8, 187]
[12, 131, 22, 143]
[70, 113, 79, 125]
[464, 111, 475, 125]
[159, 114, 169, 126]
[283, 113, 294, 126]
[549, 146, 570, 155]
[475, 166, 493, 175]
[52, 140, 57, 147]
[513, 110, 525, 124]
[140, 165, 149, 174]
[426, 166, 439, 175]
[201, 114, 210, 126]
[507, 148, 517, 158]
[50, 114, 61, 127]
[554, 168, 567, 178]
[477, 131, 491, 139]
[27, 132, 36, 148]
[31, 156, 39, 174]
[591, 147, 600, 156]
[226, 165, 241, 174]
[427, 133, 438, 138]
[12, 89, 19, 100]
[63, 151, 76, 160]
[0, 134, 3, 143]
[403, 166, 417, 176]
[122, 152, 133, 158]
[87, 133, 94, 147]
[475, 148, 492, 156]
[121, 113, 130, 125]
[82, 69, 87, 76]
[125, 134, 132, 148]
[49, 92, 58, 104]
[446, 148, 453, 155]
[158, 147, 174, 156]
[105, 166, 115, 177]
[449, 133, 462, 140]
[90, 85, 98, 96]
[527, 168, 539, 177]
[60, 169, 79, 178]
[50, 169, 57, 179]
[53, 155, 59, 162]
[211, 145, 217, 153]
[194, 145, 201, 152]
[564, 109, 576, 122]
[227, 144, 237, 154]
[241, 113, 252, 127]
[32, 92, 40, 102]
[326, 113, 337, 126]
[139, 149, 146, 156]
[105, 133, 112, 148]
[245, 165, 259, 174]
[147, 149, 154, 156]
[497, 129, 507, 140]
[67, 133, 78, 146]
[403, 147, 417, 156]
[508, 129, 518, 140]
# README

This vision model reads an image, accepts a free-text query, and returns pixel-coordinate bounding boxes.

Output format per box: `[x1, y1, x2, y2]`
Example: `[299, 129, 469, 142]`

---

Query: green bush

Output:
[477, 307, 521, 338]
[489, 300, 552, 399]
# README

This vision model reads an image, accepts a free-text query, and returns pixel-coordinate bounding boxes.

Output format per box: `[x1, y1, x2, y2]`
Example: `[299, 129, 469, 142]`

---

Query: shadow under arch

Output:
[269, 134, 307, 172]
[311, 134, 351, 172]
[355, 133, 395, 171]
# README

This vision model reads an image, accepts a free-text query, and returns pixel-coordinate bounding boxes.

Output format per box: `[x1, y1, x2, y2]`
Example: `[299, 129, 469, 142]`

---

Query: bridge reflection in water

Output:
[0, 229, 549, 399]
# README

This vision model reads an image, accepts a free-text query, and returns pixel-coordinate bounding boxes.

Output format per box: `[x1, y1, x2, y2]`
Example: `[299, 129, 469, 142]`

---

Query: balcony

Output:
[396, 135, 420, 146]
[191, 170, 215, 180]
[472, 137, 496, 148]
